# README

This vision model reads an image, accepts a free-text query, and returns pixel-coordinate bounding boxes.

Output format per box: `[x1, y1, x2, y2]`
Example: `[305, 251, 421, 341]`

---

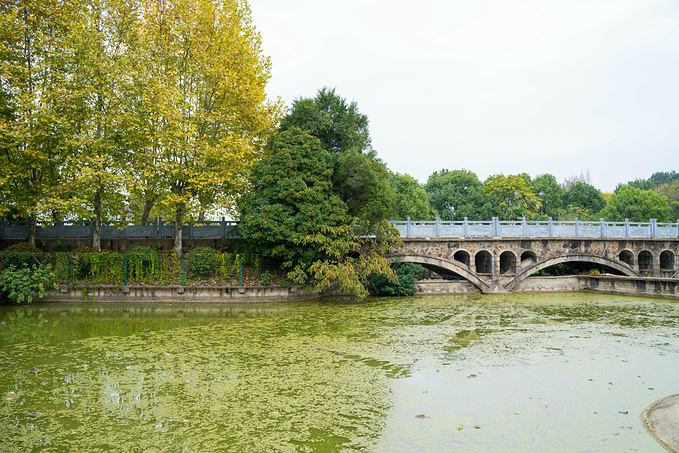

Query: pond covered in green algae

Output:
[1, 293, 678, 452]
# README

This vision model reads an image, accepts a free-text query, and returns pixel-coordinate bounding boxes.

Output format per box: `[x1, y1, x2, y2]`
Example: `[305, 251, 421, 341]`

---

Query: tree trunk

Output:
[140, 196, 155, 223]
[173, 202, 185, 257]
[93, 188, 101, 251]
[28, 212, 37, 246]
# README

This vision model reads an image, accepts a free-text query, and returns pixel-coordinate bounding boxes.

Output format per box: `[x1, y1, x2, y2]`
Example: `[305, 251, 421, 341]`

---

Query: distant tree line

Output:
[417, 169, 677, 223]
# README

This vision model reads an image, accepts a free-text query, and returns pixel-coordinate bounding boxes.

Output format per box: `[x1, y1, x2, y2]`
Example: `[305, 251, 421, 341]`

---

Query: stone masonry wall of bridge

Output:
[390, 238, 679, 293]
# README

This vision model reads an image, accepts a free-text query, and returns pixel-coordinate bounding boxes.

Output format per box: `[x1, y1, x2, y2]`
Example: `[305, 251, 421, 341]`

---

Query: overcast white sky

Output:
[249, 0, 678, 192]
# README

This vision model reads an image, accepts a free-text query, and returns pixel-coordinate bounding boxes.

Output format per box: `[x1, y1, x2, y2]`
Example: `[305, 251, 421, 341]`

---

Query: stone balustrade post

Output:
[407, 217, 411, 238]
[548, 217, 553, 237]
[522, 217, 527, 238]
[463, 217, 469, 237]
[651, 219, 657, 239]
[600, 218, 605, 238]
[625, 218, 630, 238]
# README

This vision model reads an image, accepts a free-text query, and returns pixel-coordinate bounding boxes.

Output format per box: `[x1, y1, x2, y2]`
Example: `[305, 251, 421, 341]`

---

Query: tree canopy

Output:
[656, 181, 679, 221]
[280, 87, 371, 154]
[0, 0, 281, 253]
[530, 174, 564, 219]
[601, 185, 670, 222]
[389, 172, 432, 221]
[425, 169, 489, 220]
[563, 182, 606, 219]
[237, 128, 395, 298]
[484, 174, 541, 220]
[238, 128, 352, 269]
[278, 87, 393, 228]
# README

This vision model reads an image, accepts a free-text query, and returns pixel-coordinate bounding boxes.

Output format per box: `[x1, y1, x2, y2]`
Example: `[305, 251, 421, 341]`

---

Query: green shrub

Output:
[128, 246, 159, 281]
[186, 247, 219, 277]
[260, 270, 273, 286]
[6, 242, 41, 253]
[0, 251, 44, 270]
[368, 263, 426, 296]
[1, 263, 58, 304]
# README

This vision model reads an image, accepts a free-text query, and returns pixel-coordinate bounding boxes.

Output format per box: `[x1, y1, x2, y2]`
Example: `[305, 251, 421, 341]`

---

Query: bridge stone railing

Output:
[390, 217, 679, 239]
[2, 217, 679, 241]
[0, 218, 239, 241]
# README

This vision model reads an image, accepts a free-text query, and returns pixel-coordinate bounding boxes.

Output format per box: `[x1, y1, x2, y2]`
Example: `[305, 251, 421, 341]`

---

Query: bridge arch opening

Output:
[660, 250, 675, 271]
[520, 251, 537, 267]
[638, 251, 653, 271]
[505, 254, 638, 291]
[619, 250, 634, 267]
[453, 250, 471, 268]
[387, 255, 489, 291]
[500, 251, 516, 275]
[475, 251, 492, 275]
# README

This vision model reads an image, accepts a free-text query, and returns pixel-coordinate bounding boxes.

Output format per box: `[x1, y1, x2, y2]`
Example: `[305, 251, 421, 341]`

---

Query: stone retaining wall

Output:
[6, 276, 679, 303]
[38, 285, 319, 303]
[414, 276, 679, 300]
[581, 275, 679, 299]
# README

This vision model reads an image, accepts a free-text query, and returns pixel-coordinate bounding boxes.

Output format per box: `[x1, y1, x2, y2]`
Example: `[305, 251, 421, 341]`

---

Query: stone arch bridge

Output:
[388, 218, 679, 293]
[389, 237, 679, 293]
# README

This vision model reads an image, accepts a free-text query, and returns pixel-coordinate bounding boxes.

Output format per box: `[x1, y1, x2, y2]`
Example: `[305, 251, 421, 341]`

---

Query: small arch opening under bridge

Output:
[660, 250, 675, 271]
[500, 251, 517, 275]
[619, 250, 634, 268]
[475, 251, 493, 275]
[453, 250, 471, 268]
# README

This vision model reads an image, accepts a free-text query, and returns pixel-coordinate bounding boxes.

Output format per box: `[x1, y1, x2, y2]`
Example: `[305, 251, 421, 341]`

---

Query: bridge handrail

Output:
[2, 217, 678, 240]
[390, 217, 679, 239]
[0, 217, 240, 240]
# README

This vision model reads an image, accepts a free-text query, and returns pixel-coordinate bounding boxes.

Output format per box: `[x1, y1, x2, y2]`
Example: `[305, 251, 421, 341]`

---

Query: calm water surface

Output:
[0, 293, 678, 452]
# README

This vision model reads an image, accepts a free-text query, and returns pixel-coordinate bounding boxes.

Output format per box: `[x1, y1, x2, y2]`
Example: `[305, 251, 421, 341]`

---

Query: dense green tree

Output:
[279, 87, 392, 228]
[367, 262, 426, 296]
[649, 171, 679, 187]
[617, 171, 679, 193]
[563, 182, 606, 218]
[656, 181, 679, 221]
[389, 172, 432, 220]
[333, 150, 394, 226]
[620, 179, 655, 192]
[425, 169, 490, 220]
[0, 0, 77, 244]
[1, 0, 280, 253]
[484, 174, 541, 220]
[126, 0, 281, 256]
[62, 0, 136, 250]
[530, 174, 564, 219]
[238, 128, 350, 268]
[601, 185, 670, 222]
[280, 87, 370, 154]
[238, 128, 395, 299]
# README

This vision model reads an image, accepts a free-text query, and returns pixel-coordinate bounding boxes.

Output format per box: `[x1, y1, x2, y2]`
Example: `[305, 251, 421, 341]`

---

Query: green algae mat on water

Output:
[1, 293, 679, 452]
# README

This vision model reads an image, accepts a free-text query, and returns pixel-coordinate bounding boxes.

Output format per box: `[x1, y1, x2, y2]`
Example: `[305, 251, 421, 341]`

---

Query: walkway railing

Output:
[0, 218, 239, 240]
[390, 217, 679, 239]
[2, 217, 679, 241]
